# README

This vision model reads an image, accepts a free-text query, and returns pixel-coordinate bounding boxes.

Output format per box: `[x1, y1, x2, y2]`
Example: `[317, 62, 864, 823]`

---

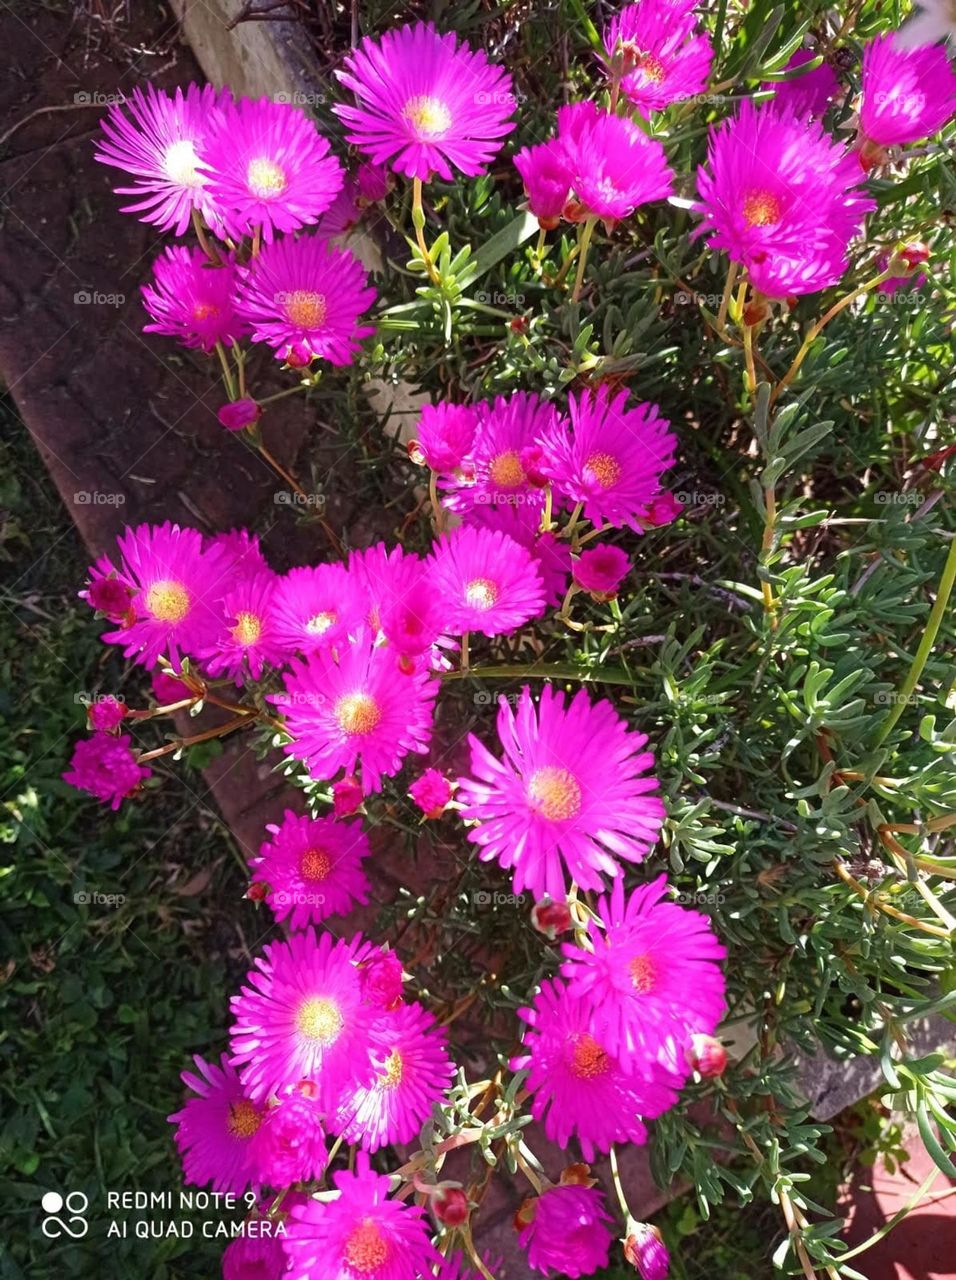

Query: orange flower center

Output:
[295, 996, 343, 1044]
[583, 452, 621, 489]
[246, 155, 287, 198]
[335, 692, 382, 736]
[344, 1219, 390, 1273]
[633, 49, 666, 83]
[403, 95, 452, 139]
[527, 767, 582, 822]
[489, 450, 526, 488]
[232, 611, 261, 646]
[569, 1033, 612, 1079]
[464, 577, 499, 610]
[284, 290, 328, 330]
[742, 189, 782, 227]
[192, 302, 219, 322]
[629, 954, 657, 994]
[226, 1098, 262, 1140]
[145, 579, 190, 623]
[300, 847, 331, 881]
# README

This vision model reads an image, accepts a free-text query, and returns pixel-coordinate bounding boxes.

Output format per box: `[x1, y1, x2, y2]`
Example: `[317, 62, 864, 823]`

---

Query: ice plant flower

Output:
[63, 734, 150, 809]
[429, 525, 546, 636]
[86, 695, 127, 732]
[199, 572, 284, 684]
[466, 503, 573, 608]
[359, 948, 405, 1011]
[272, 629, 438, 793]
[250, 810, 371, 928]
[334, 22, 516, 181]
[218, 398, 261, 432]
[94, 83, 230, 235]
[762, 48, 839, 118]
[457, 685, 666, 900]
[409, 768, 453, 818]
[555, 103, 673, 223]
[442, 391, 561, 516]
[234, 234, 375, 365]
[573, 544, 631, 598]
[695, 101, 876, 298]
[168, 1053, 266, 1195]
[258, 1086, 328, 1187]
[82, 557, 135, 621]
[543, 385, 675, 533]
[333, 775, 365, 817]
[624, 1223, 670, 1280]
[199, 96, 343, 242]
[141, 246, 245, 352]
[513, 139, 573, 228]
[603, 0, 714, 115]
[332, 1003, 455, 1150]
[270, 563, 365, 657]
[229, 929, 375, 1106]
[284, 1150, 439, 1280]
[517, 1183, 614, 1278]
[411, 402, 478, 473]
[859, 34, 956, 151]
[560, 875, 727, 1059]
[515, 979, 681, 1160]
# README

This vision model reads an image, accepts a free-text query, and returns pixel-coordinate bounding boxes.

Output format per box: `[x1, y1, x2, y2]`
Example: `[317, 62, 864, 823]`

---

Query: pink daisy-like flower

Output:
[515, 979, 681, 1160]
[258, 1086, 328, 1188]
[379, 579, 446, 665]
[285, 1151, 439, 1280]
[542, 385, 676, 534]
[603, 0, 713, 115]
[168, 1053, 266, 1196]
[443, 391, 561, 516]
[457, 685, 665, 901]
[272, 629, 437, 793]
[555, 103, 673, 223]
[199, 96, 343, 242]
[234, 234, 376, 365]
[63, 734, 150, 809]
[86, 695, 127, 732]
[573, 544, 631, 597]
[513, 139, 573, 229]
[428, 525, 546, 636]
[102, 522, 236, 670]
[142, 246, 244, 353]
[199, 572, 284, 685]
[695, 101, 875, 298]
[229, 930, 375, 1106]
[560, 875, 726, 1060]
[270, 563, 365, 657]
[465, 503, 573, 609]
[518, 1184, 614, 1279]
[207, 529, 271, 581]
[334, 22, 516, 182]
[412, 402, 478, 474]
[860, 33, 956, 149]
[409, 768, 453, 819]
[762, 48, 840, 118]
[94, 83, 230, 235]
[332, 1003, 455, 1151]
[250, 810, 371, 929]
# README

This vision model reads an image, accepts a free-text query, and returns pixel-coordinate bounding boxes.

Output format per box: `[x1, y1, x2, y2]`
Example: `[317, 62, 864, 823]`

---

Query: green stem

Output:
[411, 177, 440, 285]
[441, 662, 634, 686]
[215, 342, 237, 400]
[571, 217, 597, 303]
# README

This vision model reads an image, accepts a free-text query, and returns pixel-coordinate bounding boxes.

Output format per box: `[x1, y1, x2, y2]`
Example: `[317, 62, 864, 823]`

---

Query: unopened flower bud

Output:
[687, 1033, 728, 1078]
[217, 398, 260, 432]
[433, 1186, 470, 1227]
[531, 897, 574, 939]
[332, 776, 363, 817]
[624, 1223, 669, 1280]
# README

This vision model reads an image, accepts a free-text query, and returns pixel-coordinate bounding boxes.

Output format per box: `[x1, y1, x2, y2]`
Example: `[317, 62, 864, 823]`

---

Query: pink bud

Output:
[151, 670, 192, 704]
[360, 949, 404, 1010]
[281, 341, 313, 369]
[332, 775, 363, 817]
[531, 898, 574, 939]
[687, 1033, 728, 1078]
[356, 161, 392, 203]
[87, 576, 134, 620]
[572, 544, 630, 598]
[624, 1224, 669, 1280]
[87, 695, 127, 733]
[644, 491, 683, 527]
[408, 768, 453, 819]
[433, 1186, 470, 1227]
[217, 398, 260, 432]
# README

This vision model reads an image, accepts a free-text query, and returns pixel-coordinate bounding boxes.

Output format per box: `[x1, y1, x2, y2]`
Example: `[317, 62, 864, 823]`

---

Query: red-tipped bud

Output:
[687, 1033, 728, 1078]
[217, 397, 260, 432]
[624, 1223, 669, 1280]
[332, 775, 363, 817]
[433, 1186, 470, 1227]
[898, 240, 931, 271]
[531, 897, 574, 940]
[246, 882, 268, 902]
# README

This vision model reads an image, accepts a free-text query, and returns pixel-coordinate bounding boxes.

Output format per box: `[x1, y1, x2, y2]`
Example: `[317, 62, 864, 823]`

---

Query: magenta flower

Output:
[514, 139, 573, 228]
[284, 1151, 439, 1280]
[644, 491, 683, 527]
[207, 528, 271, 580]
[555, 103, 673, 222]
[234, 234, 375, 364]
[223, 1227, 288, 1280]
[409, 768, 453, 818]
[695, 102, 875, 298]
[168, 1053, 266, 1195]
[270, 563, 365, 657]
[603, 0, 713, 115]
[762, 49, 840, 118]
[82, 558, 135, 621]
[258, 1087, 328, 1187]
[442, 391, 561, 517]
[94, 83, 230, 235]
[518, 1184, 614, 1278]
[573, 544, 631, 597]
[860, 34, 956, 149]
[101, 522, 236, 670]
[141, 246, 244, 353]
[457, 685, 665, 901]
[333, 775, 365, 818]
[272, 629, 438, 793]
[515, 979, 681, 1160]
[218, 398, 261, 431]
[199, 572, 285, 685]
[543, 385, 676, 533]
[334, 22, 516, 181]
[86, 695, 127, 732]
[348, 543, 432, 633]
[379, 580, 446, 665]
[63, 734, 150, 809]
[250, 810, 371, 929]
[356, 160, 393, 202]
[358, 947, 405, 1011]
[429, 525, 546, 636]
[465, 503, 572, 608]
[199, 96, 343, 242]
[332, 1003, 455, 1151]
[412, 402, 478, 473]
[229, 930, 375, 1106]
[560, 876, 726, 1061]
[151, 669, 191, 704]
[625, 1223, 671, 1280]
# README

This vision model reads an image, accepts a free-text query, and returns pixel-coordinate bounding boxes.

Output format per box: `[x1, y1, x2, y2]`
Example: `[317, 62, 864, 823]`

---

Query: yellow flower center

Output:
[489, 450, 526, 488]
[335, 692, 382, 736]
[226, 1098, 262, 1140]
[527, 766, 582, 822]
[742, 189, 782, 227]
[403, 95, 452, 139]
[284, 290, 328, 330]
[344, 1219, 390, 1273]
[145, 579, 191, 623]
[306, 610, 336, 635]
[464, 577, 499, 610]
[163, 139, 203, 188]
[378, 1049, 404, 1090]
[569, 1033, 612, 1079]
[232, 611, 261, 646]
[583, 452, 622, 489]
[629, 954, 657, 994]
[300, 847, 332, 881]
[246, 155, 287, 198]
[295, 996, 343, 1044]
